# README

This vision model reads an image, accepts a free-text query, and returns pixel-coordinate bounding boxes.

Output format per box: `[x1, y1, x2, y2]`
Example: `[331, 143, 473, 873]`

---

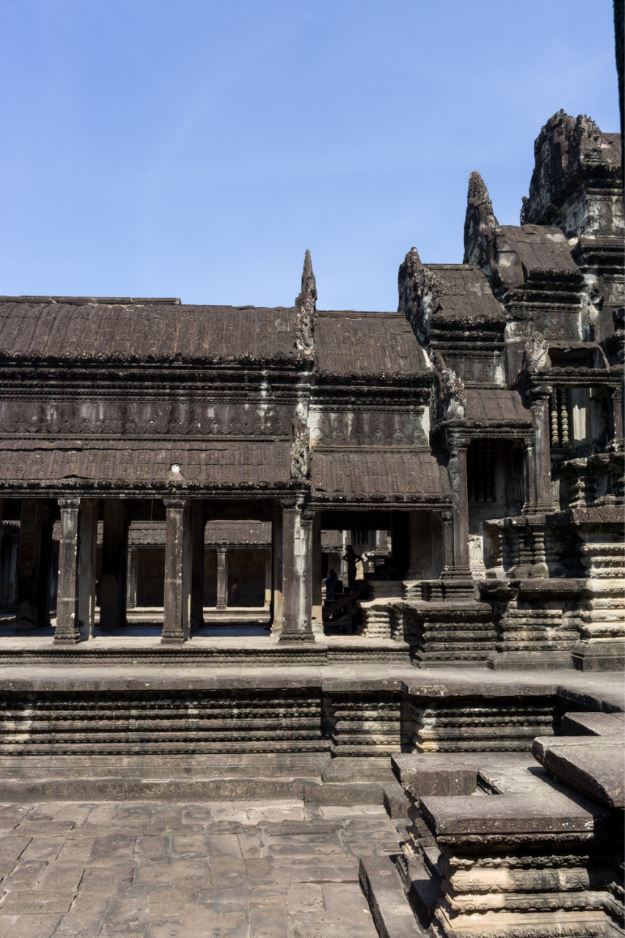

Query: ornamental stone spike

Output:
[294, 249, 316, 357]
[296, 249, 317, 310]
[463, 170, 498, 267]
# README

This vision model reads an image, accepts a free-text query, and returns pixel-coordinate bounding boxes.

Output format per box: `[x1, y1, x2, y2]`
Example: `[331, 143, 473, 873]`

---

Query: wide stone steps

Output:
[0, 754, 407, 806]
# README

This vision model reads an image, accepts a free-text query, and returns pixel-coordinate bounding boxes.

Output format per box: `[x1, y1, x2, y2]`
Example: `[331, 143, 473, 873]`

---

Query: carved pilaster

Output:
[279, 502, 314, 643]
[161, 497, 190, 645]
[446, 433, 471, 577]
[527, 385, 554, 513]
[54, 498, 82, 644]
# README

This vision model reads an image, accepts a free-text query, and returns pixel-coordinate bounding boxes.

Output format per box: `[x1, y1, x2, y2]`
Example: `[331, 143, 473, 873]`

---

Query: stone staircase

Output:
[360, 580, 403, 640]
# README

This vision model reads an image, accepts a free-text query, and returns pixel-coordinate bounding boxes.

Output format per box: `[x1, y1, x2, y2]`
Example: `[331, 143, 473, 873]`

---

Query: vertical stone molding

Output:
[126, 549, 138, 609]
[447, 435, 471, 576]
[440, 510, 454, 574]
[77, 500, 98, 637]
[263, 551, 272, 609]
[610, 384, 624, 450]
[216, 546, 228, 611]
[100, 500, 128, 630]
[54, 498, 82, 644]
[279, 502, 314, 643]
[271, 503, 283, 633]
[16, 499, 52, 628]
[311, 513, 322, 625]
[189, 501, 205, 630]
[528, 386, 554, 512]
[162, 498, 190, 645]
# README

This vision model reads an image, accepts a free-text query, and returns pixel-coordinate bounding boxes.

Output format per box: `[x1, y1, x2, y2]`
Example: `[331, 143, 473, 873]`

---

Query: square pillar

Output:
[271, 503, 283, 632]
[311, 514, 322, 623]
[54, 498, 83, 644]
[190, 502, 205, 630]
[126, 549, 138, 608]
[216, 547, 228, 610]
[16, 499, 52, 628]
[279, 502, 314, 643]
[447, 435, 471, 576]
[99, 500, 128, 629]
[162, 498, 191, 644]
[440, 510, 454, 574]
[77, 500, 97, 637]
[264, 551, 272, 608]
[526, 388, 553, 513]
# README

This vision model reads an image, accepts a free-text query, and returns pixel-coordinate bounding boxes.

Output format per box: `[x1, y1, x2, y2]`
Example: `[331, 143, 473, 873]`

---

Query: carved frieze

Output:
[309, 408, 427, 447]
[0, 398, 293, 439]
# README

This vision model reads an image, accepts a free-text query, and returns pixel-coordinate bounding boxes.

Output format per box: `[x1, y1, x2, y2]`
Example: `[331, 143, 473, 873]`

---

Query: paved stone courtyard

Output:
[0, 799, 401, 937]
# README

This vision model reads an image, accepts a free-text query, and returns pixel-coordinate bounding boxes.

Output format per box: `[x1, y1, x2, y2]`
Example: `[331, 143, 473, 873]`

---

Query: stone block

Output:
[392, 753, 478, 798]
[359, 855, 424, 937]
[538, 739, 624, 809]
[420, 790, 602, 838]
[561, 711, 625, 736]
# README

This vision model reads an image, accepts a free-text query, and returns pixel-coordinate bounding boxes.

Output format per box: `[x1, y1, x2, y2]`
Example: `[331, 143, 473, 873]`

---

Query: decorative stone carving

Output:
[463, 170, 498, 271]
[432, 351, 466, 421]
[294, 249, 317, 358]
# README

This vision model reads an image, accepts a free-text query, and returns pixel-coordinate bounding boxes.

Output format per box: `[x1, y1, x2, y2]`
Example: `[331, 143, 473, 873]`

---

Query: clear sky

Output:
[0, 0, 620, 311]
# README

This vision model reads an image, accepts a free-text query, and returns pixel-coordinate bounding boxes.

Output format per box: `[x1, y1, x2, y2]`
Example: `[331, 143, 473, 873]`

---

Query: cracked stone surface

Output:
[0, 799, 401, 936]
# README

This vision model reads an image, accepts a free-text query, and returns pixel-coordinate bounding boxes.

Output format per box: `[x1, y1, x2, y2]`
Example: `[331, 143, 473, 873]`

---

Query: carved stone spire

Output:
[463, 171, 498, 269]
[295, 249, 317, 358]
[398, 245, 443, 348]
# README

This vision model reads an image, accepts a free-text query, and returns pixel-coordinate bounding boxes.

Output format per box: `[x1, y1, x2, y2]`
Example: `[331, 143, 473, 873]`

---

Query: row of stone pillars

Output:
[53, 497, 315, 645]
[126, 545, 272, 610]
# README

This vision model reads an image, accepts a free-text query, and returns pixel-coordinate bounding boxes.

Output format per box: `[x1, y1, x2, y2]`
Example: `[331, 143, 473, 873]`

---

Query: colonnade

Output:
[50, 497, 316, 645]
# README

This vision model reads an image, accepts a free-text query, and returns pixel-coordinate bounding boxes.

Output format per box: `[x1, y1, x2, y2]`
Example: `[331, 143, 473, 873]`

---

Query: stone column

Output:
[279, 502, 314, 643]
[311, 514, 322, 623]
[54, 498, 83, 643]
[190, 501, 205, 630]
[126, 549, 138, 608]
[271, 503, 283, 632]
[447, 435, 471, 576]
[440, 510, 454, 575]
[216, 547, 228, 610]
[264, 551, 272, 608]
[162, 498, 190, 644]
[610, 385, 624, 450]
[340, 530, 349, 582]
[99, 500, 128, 629]
[527, 387, 553, 513]
[77, 500, 97, 637]
[16, 499, 52, 628]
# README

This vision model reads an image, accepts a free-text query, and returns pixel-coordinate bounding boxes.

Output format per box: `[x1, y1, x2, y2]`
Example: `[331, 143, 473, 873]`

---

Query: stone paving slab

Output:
[0, 799, 399, 936]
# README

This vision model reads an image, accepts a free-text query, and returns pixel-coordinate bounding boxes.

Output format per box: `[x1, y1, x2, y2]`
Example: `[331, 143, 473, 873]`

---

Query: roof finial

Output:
[463, 171, 498, 268]
[294, 249, 316, 357]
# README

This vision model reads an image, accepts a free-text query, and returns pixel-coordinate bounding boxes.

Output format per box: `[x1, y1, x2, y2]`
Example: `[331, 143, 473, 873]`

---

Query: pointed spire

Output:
[463, 171, 498, 267]
[294, 250, 316, 357]
[296, 249, 317, 310]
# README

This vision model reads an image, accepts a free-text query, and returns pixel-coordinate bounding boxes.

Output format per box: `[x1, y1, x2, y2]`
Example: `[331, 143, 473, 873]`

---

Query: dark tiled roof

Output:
[464, 388, 532, 425]
[0, 442, 290, 488]
[0, 302, 298, 365]
[312, 451, 450, 500]
[425, 266, 505, 322]
[496, 226, 579, 277]
[315, 311, 429, 378]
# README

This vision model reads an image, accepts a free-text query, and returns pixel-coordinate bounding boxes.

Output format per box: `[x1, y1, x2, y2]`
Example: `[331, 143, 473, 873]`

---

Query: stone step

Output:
[360, 855, 425, 937]
[0, 774, 324, 802]
[0, 752, 331, 801]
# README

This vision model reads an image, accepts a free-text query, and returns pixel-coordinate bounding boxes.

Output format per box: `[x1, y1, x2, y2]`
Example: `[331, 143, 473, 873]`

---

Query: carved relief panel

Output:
[309, 407, 428, 447]
[0, 397, 293, 439]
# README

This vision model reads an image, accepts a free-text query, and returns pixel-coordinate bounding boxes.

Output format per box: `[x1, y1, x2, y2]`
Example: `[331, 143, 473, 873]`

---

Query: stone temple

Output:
[0, 110, 621, 935]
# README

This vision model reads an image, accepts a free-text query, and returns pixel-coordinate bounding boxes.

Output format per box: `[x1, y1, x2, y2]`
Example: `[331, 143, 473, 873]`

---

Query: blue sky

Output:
[0, 0, 620, 310]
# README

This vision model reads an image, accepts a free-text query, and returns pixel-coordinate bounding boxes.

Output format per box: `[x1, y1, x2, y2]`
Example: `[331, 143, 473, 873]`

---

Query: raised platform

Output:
[0, 634, 412, 666]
